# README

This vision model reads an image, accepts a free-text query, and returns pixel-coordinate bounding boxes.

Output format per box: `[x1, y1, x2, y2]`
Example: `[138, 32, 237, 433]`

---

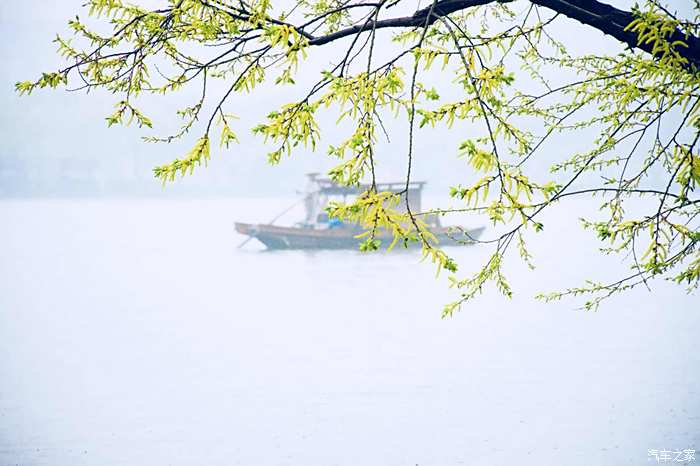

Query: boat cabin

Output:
[301, 172, 433, 229]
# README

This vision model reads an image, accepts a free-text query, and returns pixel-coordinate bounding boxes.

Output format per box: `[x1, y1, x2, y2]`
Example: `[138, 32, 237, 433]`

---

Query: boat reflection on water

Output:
[235, 173, 484, 250]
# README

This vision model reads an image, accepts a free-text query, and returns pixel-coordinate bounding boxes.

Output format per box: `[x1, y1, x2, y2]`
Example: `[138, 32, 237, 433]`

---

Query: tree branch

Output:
[532, 0, 700, 68]
[306, 0, 700, 70]
[308, 0, 494, 45]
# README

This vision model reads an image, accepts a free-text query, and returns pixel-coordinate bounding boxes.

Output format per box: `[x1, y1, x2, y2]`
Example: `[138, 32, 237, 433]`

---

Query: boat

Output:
[235, 173, 484, 250]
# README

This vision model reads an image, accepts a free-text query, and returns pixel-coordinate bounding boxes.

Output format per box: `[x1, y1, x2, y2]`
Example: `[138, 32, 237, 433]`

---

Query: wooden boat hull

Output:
[235, 222, 484, 250]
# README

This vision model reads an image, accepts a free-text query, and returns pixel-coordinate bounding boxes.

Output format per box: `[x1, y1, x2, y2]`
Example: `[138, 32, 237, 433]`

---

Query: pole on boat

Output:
[236, 195, 309, 248]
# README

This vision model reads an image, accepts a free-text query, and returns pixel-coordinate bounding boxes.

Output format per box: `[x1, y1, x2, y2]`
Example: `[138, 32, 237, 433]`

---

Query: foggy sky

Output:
[0, 0, 690, 197]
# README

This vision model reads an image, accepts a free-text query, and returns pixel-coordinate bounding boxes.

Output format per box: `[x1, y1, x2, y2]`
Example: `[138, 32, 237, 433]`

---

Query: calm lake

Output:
[0, 199, 698, 466]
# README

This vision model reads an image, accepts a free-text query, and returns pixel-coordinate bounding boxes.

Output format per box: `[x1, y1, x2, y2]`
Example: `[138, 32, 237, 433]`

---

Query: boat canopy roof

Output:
[307, 173, 425, 195]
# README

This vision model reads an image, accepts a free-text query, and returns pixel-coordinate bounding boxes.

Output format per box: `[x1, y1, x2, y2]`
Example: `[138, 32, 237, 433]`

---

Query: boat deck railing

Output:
[310, 176, 426, 195]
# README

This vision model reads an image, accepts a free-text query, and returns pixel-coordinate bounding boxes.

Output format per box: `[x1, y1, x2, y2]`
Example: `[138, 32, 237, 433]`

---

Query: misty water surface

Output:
[0, 198, 698, 466]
